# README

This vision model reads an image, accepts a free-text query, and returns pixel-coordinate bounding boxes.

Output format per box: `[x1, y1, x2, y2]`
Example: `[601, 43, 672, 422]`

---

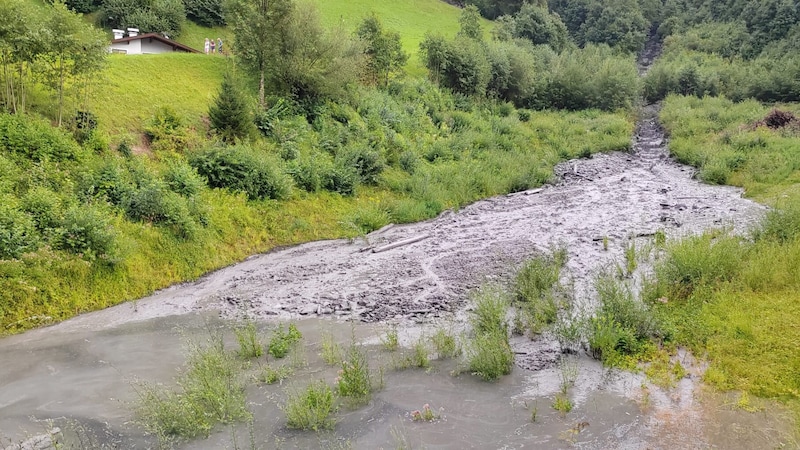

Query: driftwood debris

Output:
[372, 234, 430, 253]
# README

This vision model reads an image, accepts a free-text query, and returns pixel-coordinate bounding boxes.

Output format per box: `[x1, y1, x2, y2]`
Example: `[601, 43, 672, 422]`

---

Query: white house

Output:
[109, 28, 200, 55]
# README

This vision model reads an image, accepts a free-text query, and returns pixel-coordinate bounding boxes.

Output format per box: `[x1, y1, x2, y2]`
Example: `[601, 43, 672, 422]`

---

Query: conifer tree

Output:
[208, 72, 252, 143]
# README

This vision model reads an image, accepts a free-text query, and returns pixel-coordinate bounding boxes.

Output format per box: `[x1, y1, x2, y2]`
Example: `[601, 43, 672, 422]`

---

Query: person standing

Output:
[210, 38, 216, 54]
[217, 38, 223, 55]
[204, 38, 210, 54]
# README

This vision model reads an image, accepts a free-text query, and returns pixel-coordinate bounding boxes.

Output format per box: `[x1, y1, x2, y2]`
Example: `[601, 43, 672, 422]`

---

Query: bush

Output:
[756, 202, 800, 243]
[122, 180, 196, 237]
[163, 162, 206, 198]
[0, 201, 39, 259]
[284, 381, 336, 431]
[322, 164, 359, 196]
[145, 106, 190, 152]
[189, 145, 292, 200]
[57, 204, 118, 261]
[268, 323, 302, 358]
[336, 344, 372, 403]
[184, 0, 224, 27]
[467, 330, 514, 381]
[337, 146, 385, 185]
[0, 113, 82, 162]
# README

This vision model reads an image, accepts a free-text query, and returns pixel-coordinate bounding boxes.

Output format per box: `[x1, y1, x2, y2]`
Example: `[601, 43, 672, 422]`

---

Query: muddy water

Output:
[2, 41, 796, 448]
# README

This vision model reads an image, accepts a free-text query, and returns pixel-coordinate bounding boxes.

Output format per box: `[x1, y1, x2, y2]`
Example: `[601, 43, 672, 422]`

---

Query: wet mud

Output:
[2, 36, 795, 450]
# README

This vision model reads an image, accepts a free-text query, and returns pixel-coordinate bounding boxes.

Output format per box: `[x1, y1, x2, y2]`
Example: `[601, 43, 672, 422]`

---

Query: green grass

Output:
[93, 54, 228, 135]
[312, 0, 493, 76]
[660, 95, 800, 204]
[653, 96, 800, 434]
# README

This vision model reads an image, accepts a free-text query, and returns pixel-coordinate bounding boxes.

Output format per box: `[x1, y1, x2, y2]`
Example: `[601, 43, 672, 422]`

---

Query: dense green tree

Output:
[465, 0, 518, 20]
[357, 15, 408, 87]
[457, 5, 484, 40]
[579, 0, 649, 53]
[100, 0, 185, 37]
[185, 0, 225, 27]
[0, 0, 45, 114]
[209, 73, 253, 143]
[228, 0, 362, 109]
[511, 3, 570, 52]
[36, 2, 107, 126]
[420, 34, 490, 97]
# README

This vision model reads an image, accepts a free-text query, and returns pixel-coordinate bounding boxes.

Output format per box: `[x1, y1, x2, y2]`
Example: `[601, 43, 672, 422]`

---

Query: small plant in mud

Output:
[284, 380, 337, 431]
[381, 325, 399, 352]
[431, 328, 460, 359]
[268, 323, 302, 359]
[623, 240, 637, 277]
[260, 364, 293, 385]
[410, 337, 431, 368]
[470, 285, 509, 336]
[558, 355, 579, 394]
[336, 343, 373, 404]
[644, 349, 686, 388]
[602, 235, 609, 251]
[654, 229, 666, 248]
[410, 403, 438, 422]
[513, 247, 568, 334]
[320, 331, 342, 365]
[552, 393, 573, 415]
[466, 330, 514, 381]
[234, 320, 263, 359]
[133, 333, 249, 441]
[466, 286, 514, 381]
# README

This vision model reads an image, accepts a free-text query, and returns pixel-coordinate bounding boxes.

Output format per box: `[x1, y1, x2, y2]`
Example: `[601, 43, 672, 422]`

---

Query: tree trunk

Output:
[259, 68, 265, 108]
[57, 55, 65, 127]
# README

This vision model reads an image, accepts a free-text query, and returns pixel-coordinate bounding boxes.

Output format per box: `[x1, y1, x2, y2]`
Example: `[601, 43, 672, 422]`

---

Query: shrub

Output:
[336, 344, 372, 403]
[337, 146, 385, 185]
[0, 113, 82, 162]
[163, 162, 206, 198]
[234, 320, 263, 359]
[122, 180, 198, 238]
[284, 381, 336, 431]
[268, 323, 302, 359]
[21, 187, 64, 233]
[322, 164, 359, 196]
[467, 330, 514, 381]
[57, 204, 118, 261]
[0, 201, 39, 259]
[189, 145, 292, 200]
[144, 106, 190, 152]
[470, 286, 508, 336]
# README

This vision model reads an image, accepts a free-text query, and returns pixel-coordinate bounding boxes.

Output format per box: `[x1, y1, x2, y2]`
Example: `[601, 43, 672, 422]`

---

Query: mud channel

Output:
[2, 38, 798, 448]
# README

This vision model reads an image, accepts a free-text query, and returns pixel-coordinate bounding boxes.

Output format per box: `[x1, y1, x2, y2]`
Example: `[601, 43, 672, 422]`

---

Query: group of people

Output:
[204, 38, 223, 55]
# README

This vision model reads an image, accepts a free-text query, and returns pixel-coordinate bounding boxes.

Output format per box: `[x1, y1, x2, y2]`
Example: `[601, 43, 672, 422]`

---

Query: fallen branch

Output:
[372, 234, 430, 253]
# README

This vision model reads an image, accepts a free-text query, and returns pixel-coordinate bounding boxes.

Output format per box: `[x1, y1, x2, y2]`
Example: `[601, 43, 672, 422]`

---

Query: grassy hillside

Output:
[311, 0, 492, 75]
[93, 54, 228, 135]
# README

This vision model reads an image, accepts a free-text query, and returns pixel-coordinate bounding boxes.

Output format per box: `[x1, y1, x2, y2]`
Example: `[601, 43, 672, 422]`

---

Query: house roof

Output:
[110, 33, 201, 53]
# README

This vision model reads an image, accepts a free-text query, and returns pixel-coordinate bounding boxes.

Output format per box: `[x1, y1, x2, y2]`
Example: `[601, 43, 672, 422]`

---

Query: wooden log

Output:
[372, 234, 430, 253]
